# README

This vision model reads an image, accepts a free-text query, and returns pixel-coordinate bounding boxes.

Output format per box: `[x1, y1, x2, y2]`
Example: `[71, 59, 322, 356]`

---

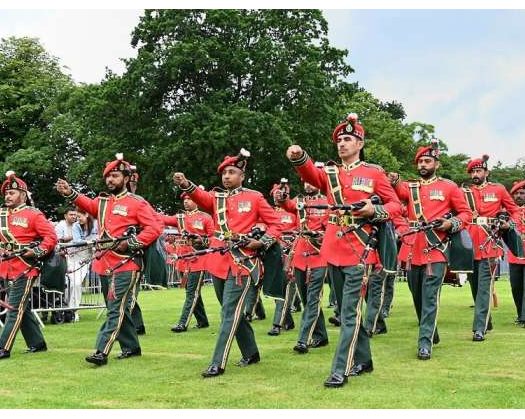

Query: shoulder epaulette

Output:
[25, 206, 41, 213]
[438, 177, 459, 185]
[128, 193, 146, 201]
[362, 162, 386, 172]
[325, 160, 339, 167]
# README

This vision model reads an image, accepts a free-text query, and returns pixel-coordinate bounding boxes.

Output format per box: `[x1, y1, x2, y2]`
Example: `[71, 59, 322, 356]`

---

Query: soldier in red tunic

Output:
[508, 180, 525, 326]
[388, 141, 472, 360]
[0, 171, 57, 359]
[287, 113, 402, 388]
[159, 192, 214, 332]
[56, 154, 162, 366]
[173, 150, 284, 378]
[462, 155, 521, 341]
[266, 182, 298, 336]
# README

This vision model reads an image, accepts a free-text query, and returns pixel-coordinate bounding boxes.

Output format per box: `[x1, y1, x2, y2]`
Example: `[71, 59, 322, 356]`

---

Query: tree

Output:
[0, 37, 74, 217]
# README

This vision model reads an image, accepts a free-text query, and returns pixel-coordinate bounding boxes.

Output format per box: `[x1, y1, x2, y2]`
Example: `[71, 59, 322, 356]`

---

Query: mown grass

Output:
[1, 276, 524, 408]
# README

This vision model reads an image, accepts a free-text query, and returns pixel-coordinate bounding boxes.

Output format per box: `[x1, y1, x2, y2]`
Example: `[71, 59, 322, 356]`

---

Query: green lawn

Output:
[1, 276, 525, 408]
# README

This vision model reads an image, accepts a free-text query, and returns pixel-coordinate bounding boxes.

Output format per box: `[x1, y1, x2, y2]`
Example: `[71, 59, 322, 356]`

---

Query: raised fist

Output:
[173, 172, 189, 189]
[286, 145, 304, 161]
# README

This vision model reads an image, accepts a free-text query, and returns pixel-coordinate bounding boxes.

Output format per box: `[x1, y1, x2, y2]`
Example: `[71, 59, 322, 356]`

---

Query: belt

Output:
[471, 217, 497, 226]
[0, 242, 30, 251]
[213, 231, 248, 241]
[328, 214, 365, 227]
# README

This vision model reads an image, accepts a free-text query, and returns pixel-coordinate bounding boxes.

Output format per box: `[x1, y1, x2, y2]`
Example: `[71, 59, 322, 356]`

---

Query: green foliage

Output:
[0, 36, 74, 217]
[1, 281, 524, 408]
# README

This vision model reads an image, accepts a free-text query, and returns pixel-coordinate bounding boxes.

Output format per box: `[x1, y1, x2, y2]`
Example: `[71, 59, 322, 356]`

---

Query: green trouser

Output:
[381, 273, 396, 317]
[407, 263, 446, 351]
[328, 264, 371, 377]
[244, 282, 265, 319]
[329, 272, 340, 318]
[509, 263, 525, 322]
[328, 274, 337, 307]
[472, 259, 496, 333]
[0, 276, 45, 351]
[364, 269, 388, 334]
[295, 267, 328, 344]
[211, 272, 259, 369]
[271, 280, 295, 327]
[178, 270, 208, 327]
[96, 271, 141, 355]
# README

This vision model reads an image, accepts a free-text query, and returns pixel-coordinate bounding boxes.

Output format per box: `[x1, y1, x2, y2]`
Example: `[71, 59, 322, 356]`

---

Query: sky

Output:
[1, 5, 524, 167]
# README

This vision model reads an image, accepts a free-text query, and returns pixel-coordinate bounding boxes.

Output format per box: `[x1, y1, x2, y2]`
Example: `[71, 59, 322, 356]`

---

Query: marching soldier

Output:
[287, 113, 402, 388]
[0, 171, 57, 359]
[55, 153, 162, 366]
[508, 180, 525, 326]
[462, 155, 521, 340]
[267, 182, 298, 336]
[277, 178, 330, 352]
[389, 140, 472, 360]
[160, 192, 213, 332]
[173, 149, 283, 378]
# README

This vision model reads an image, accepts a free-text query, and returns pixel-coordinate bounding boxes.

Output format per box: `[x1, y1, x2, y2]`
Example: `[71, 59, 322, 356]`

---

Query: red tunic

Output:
[462, 182, 521, 260]
[159, 210, 214, 272]
[293, 158, 402, 267]
[185, 185, 284, 280]
[395, 177, 472, 266]
[507, 205, 525, 265]
[74, 191, 162, 275]
[0, 205, 57, 279]
[281, 194, 329, 271]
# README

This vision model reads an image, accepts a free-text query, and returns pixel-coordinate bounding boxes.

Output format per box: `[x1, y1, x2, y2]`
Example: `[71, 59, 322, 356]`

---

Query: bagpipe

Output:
[305, 195, 397, 274]
[401, 212, 474, 273]
[296, 195, 380, 212]
[479, 211, 524, 258]
[173, 226, 265, 261]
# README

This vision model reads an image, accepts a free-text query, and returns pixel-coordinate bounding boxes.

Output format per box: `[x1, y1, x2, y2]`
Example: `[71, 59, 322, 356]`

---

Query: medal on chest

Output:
[11, 216, 28, 228]
[112, 204, 128, 216]
[483, 192, 498, 203]
[192, 219, 204, 230]
[429, 189, 445, 201]
[351, 176, 374, 193]
[238, 201, 252, 213]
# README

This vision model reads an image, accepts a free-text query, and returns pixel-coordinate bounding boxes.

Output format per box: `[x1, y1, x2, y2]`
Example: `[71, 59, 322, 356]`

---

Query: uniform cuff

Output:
[126, 235, 143, 251]
[449, 217, 462, 233]
[64, 189, 79, 201]
[290, 151, 309, 166]
[179, 181, 197, 194]
[259, 234, 275, 250]
[370, 205, 389, 222]
[32, 246, 47, 258]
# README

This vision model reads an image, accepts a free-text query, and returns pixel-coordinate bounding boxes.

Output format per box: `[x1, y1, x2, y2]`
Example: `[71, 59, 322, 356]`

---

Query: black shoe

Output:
[267, 325, 281, 336]
[293, 342, 309, 354]
[85, 351, 108, 366]
[136, 325, 146, 335]
[328, 316, 341, 327]
[349, 361, 374, 376]
[171, 324, 187, 333]
[375, 327, 387, 335]
[283, 322, 295, 331]
[417, 348, 431, 360]
[195, 323, 209, 329]
[201, 365, 225, 378]
[116, 348, 142, 359]
[309, 338, 329, 348]
[473, 331, 485, 342]
[236, 352, 260, 367]
[25, 342, 47, 353]
[0, 348, 11, 359]
[433, 334, 440, 345]
[487, 320, 493, 331]
[324, 373, 348, 388]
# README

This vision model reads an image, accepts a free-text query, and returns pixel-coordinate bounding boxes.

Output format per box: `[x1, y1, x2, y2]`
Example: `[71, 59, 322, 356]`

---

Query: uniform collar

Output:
[420, 175, 438, 185]
[473, 181, 488, 190]
[185, 209, 199, 215]
[114, 189, 128, 200]
[227, 186, 243, 197]
[10, 204, 27, 214]
[341, 160, 362, 171]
